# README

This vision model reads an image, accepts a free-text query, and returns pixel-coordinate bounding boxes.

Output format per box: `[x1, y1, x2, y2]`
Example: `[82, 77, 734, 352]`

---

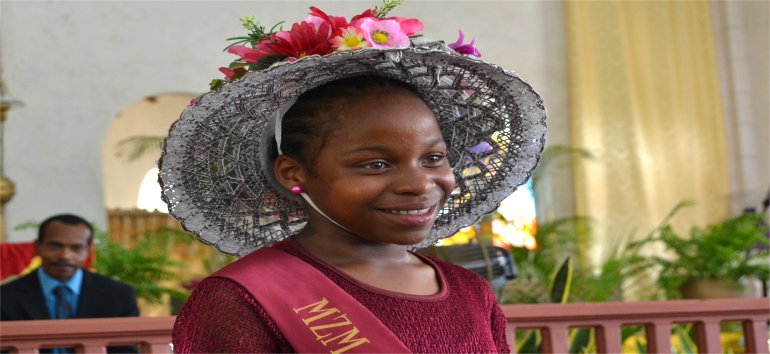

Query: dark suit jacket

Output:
[1, 269, 140, 353]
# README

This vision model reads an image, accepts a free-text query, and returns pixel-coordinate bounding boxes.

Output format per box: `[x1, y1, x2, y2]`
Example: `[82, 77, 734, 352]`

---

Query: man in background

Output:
[1, 214, 139, 353]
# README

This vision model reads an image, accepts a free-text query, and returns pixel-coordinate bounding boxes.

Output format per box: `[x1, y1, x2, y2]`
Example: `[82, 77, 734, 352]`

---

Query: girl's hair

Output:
[277, 75, 425, 170]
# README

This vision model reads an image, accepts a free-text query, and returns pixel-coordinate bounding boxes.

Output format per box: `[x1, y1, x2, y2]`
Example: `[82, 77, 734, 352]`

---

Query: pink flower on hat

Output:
[388, 17, 423, 36]
[358, 18, 409, 49]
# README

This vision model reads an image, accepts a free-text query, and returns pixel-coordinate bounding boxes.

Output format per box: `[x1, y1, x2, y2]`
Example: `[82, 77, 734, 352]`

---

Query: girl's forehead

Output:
[322, 97, 443, 152]
[329, 93, 437, 132]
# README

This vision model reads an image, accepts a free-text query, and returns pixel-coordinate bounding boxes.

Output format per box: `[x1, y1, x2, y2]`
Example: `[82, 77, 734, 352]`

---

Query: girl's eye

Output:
[363, 161, 389, 170]
[424, 154, 445, 165]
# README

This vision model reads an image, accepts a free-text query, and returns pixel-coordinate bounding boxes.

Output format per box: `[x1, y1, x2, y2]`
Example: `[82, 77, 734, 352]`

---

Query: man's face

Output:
[35, 221, 91, 282]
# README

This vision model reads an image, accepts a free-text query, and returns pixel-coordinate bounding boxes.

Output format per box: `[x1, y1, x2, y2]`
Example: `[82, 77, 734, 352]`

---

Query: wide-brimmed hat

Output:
[159, 10, 546, 257]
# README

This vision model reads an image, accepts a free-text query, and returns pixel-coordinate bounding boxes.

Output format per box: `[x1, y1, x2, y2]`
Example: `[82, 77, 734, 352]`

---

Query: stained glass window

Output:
[439, 180, 538, 250]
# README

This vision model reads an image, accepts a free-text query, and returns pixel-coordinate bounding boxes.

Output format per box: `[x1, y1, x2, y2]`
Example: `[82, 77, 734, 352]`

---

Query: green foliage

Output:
[672, 324, 698, 354]
[502, 199, 764, 352]
[549, 257, 572, 303]
[502, 216, 586, 304]
[514, 257, 573, 353]
[503, 214, 649, 304]
[132, 227, 195, 250]
[115, 136, 165, 161]
[13, 221, 40, 233]
[513, 255, 633, 353]
[224, 18, 284, 50]
[568, 328, 594, 354]
[202, 250, 237, 274]
[251, 54, 288, 72]
[629, 206, 769, 299]
[374, 0, 404, 18]
[568, 231, 651, 302]
[91, 227, 187, 304]
[503, 211, 657, 353]
[210, 78, 226, 90]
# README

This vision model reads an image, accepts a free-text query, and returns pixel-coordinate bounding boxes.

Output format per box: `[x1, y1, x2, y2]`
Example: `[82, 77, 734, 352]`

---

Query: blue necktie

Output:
[52, 285, 74, 319]
[52, 286, 76, 354]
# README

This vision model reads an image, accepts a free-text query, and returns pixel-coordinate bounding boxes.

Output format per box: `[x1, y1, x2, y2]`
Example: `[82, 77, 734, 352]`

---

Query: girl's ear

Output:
[274, 155, 307, 190]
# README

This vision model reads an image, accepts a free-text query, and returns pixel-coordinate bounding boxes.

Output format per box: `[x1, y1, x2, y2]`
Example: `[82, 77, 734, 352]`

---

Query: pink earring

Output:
[290, 185, 303, 195]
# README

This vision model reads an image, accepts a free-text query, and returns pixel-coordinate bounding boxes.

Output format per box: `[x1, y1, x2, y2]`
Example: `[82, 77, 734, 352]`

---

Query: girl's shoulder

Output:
[173, 276, 293, 352]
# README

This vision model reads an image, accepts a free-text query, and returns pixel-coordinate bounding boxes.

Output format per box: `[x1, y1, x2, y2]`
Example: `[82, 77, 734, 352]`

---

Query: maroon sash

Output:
[213, 248, 411, 353]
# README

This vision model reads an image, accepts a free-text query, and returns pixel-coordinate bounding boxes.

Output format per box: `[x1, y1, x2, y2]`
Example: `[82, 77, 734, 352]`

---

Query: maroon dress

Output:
[172, 240, 510, 353]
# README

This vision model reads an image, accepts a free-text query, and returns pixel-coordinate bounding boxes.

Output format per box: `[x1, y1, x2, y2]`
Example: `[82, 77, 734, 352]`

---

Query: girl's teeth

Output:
[391, 208, 430, 215]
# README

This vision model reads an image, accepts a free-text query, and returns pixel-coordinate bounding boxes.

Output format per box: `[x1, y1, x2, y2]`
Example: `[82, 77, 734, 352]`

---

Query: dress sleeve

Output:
[483, 285, 511, 354]
[171, 277, 292, 353]
[490, 300, 511, 353]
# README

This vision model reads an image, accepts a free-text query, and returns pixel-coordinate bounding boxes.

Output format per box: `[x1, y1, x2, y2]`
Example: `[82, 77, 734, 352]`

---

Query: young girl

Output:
[160, 3, 546, 353]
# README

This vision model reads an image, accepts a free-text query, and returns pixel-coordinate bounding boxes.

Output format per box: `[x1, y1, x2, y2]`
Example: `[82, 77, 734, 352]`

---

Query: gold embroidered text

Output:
[293, 297, 371, 354]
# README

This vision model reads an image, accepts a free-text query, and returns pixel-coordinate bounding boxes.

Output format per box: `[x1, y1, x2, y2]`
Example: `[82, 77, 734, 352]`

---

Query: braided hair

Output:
[276, 75, 425, 172]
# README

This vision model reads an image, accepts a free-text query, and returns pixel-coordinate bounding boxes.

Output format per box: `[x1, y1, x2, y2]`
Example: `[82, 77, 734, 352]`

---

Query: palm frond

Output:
[115, 136, 165, 161]
[532, 145, 594, 187]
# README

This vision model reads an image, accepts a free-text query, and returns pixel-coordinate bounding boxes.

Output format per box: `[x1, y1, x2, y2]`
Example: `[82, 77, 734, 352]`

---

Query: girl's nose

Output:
[393, 166, 434, 195]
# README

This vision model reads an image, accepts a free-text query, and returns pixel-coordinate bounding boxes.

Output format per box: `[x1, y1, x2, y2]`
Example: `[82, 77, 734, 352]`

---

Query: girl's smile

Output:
[379, 204, 438, 226]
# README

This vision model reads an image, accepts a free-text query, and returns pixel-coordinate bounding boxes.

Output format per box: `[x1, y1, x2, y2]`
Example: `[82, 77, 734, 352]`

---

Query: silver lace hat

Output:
[159, 44, 546, 257]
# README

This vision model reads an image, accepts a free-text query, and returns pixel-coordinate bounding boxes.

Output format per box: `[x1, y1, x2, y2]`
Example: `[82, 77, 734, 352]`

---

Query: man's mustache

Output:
[49, 262, 77, 268]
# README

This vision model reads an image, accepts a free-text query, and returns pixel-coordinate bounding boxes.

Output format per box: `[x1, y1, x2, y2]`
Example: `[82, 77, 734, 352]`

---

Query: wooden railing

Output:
[1, 298, 767, 353]
[0, 317, 175, 354]
[106, 209, 184, 246]
[503, 297, 769, 353]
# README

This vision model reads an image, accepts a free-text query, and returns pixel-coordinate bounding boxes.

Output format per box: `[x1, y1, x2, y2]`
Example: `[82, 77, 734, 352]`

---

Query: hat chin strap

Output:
[274, 99, 351, 233]
[299, 192, 351, 232]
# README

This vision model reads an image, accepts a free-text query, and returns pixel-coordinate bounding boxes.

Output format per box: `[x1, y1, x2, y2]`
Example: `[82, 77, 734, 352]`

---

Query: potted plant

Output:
[91, 227, 188, 304]
[630, 207, 769, 299]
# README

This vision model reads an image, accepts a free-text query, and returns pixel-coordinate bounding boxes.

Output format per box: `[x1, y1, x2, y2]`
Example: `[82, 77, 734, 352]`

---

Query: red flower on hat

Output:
[351, 8, 377, 23]
[216, 3, 427, 85]
[268, 21, 334, 60]
[219, 66, 246, 80]
[228, 21, 334, 63]
[306, 6, 349, 36]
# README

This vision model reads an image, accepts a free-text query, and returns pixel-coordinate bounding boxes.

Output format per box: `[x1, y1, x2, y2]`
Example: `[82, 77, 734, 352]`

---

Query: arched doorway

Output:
[102, 93, 195, 211]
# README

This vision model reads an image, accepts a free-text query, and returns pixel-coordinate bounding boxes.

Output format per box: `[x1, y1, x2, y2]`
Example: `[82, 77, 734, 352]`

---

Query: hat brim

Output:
[159, 46, 546, 257]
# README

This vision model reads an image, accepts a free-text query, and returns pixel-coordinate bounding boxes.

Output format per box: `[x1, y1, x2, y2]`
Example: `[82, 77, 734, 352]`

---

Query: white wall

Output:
[738, 0, 768, 210]
[1, 0, 569, 241]
[713, 0, 770, 214]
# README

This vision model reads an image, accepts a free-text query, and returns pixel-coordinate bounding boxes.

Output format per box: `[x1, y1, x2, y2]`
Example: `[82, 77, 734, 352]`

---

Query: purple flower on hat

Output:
[470, 142, 492, 154]
[449, 30, 481, 57]
[465, 142, 493, 162]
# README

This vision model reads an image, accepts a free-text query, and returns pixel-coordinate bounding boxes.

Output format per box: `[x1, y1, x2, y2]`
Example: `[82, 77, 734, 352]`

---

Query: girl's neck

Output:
[291, 226, 441, 296]
[292, 226, 416, 267]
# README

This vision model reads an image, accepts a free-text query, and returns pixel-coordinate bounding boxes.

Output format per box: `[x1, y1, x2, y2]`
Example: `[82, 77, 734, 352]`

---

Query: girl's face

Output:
[302, 91, 455, 245]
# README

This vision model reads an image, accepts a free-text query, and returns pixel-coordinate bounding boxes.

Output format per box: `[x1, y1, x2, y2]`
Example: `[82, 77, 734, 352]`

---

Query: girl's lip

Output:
[380, 205, 437, 226]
